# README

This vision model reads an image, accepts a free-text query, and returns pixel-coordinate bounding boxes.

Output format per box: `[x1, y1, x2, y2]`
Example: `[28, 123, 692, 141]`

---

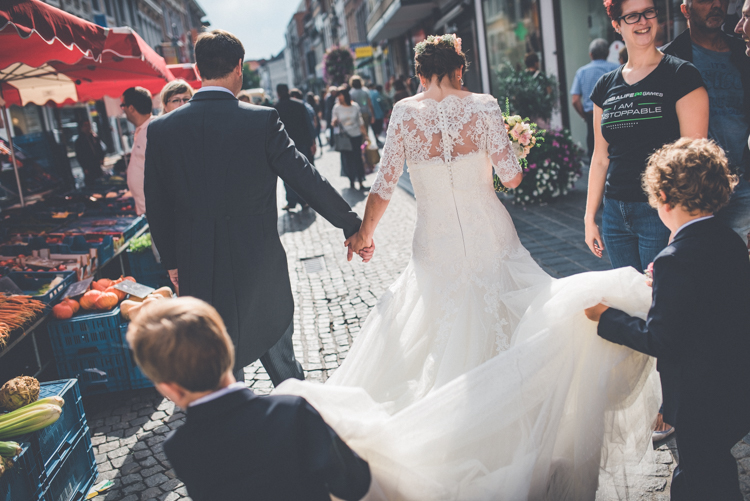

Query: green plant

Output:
[323, 46, 354, 86]
[510, 129, 585, 205]
[494, 64, 559, 122]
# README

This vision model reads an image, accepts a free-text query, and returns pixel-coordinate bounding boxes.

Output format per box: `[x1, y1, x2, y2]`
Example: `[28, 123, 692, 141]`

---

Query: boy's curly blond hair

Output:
[643, 138, 738, 214]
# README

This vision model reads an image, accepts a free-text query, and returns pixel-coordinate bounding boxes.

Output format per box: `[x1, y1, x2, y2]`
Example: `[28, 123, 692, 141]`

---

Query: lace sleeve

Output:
[370, 105, 406, 200]
[486, 103, 522, 183]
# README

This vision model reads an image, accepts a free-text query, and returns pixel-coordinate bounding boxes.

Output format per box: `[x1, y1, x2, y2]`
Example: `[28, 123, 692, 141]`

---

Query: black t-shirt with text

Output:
[590, 54, 704, 202]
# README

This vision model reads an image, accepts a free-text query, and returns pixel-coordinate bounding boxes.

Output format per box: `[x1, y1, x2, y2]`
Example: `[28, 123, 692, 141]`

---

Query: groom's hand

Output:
[345, 232, 373, 262]
[584, 303, 609, 322]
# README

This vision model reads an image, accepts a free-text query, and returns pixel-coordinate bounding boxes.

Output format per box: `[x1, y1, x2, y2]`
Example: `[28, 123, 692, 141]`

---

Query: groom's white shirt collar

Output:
[674, 215, 713, 238]
[195, 86, 236, 97]
[188, 381, 246, 408]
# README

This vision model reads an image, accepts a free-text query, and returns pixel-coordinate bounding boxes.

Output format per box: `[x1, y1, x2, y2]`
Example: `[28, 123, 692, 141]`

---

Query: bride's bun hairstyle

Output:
[414, 34, 468, 83]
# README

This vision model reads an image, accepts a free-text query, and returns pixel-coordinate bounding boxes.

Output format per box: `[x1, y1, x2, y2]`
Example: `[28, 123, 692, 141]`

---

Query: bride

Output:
[276, 35, 660, 500]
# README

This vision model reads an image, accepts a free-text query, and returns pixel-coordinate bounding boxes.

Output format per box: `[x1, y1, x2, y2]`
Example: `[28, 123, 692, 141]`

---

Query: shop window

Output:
[482, 0, 542, 94]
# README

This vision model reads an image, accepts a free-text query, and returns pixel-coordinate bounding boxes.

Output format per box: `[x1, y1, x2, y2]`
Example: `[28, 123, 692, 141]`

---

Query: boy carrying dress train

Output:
[586, 138, 750, 501]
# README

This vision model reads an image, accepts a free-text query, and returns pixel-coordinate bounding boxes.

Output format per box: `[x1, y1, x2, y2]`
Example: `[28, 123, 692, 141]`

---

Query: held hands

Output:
[584, 219, 604, 258]
[584, 303, 609, 322]
[345, 231, 375, 263]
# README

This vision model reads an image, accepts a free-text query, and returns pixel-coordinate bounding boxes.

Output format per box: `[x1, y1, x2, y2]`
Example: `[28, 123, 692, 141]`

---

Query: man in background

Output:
[570, 39, 618, 156]
[121, 86, 153, 215]
[664, 0, 750, 245]
[349, 76, 374, 139]
[74, 121, 105, 187]
[324, 86, 339, 147]
[275, 84, 314, 211]
[290, 88, 318, 162]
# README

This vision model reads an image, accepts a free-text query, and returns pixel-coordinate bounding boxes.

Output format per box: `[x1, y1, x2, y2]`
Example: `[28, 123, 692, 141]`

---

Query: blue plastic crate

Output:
[55, 351, 132, 396]
[122, 215, 147, 242]
[120, 324, 154, 390]
[38, 426, 97, 501]
[126, 247, 169, 289]
[0, 380, 87, 499]
[7, 271, 76, 305]
[47, 308, 127, 361]
[0, 441, 43, 501]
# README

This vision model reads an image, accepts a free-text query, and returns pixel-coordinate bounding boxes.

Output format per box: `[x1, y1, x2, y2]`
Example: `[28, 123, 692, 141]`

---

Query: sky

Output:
[201, 0, 303, 61]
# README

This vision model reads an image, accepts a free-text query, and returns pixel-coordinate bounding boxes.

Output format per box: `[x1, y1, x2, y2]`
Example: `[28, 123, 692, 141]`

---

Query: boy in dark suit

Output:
[585, 138, 750, 501]
[126, 297, 372, 501]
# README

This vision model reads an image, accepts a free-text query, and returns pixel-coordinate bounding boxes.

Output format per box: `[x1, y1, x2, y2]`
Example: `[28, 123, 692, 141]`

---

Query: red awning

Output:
[167, 63, 201, 89]
[0, 1, 174, 106]
[0, 0, 109, 68]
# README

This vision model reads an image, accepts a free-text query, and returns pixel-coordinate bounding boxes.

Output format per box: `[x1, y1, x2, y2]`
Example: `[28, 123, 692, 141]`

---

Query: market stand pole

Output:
[0, 86, 25, 207]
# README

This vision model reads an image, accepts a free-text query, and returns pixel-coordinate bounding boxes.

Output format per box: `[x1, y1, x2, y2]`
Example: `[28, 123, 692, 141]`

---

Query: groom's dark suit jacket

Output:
[163, 388, 372, 501]
[145, 90, 361, 367]
[598, 217, 750, 446]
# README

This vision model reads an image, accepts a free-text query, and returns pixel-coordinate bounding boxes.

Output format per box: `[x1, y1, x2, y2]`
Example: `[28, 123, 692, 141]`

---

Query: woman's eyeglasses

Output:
[168, 97, 191, 104]
[618, 8, 658, 25]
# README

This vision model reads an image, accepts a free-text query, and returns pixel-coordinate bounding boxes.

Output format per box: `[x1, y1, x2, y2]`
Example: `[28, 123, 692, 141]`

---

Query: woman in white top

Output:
[331, 85, 367, 190]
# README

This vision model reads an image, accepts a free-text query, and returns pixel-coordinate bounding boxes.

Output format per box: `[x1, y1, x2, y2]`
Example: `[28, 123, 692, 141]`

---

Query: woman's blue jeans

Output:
[602, 198, 671, 273]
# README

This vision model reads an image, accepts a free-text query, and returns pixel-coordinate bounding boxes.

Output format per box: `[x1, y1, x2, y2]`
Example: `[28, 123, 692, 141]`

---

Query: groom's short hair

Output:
[195, 30, 245, 80]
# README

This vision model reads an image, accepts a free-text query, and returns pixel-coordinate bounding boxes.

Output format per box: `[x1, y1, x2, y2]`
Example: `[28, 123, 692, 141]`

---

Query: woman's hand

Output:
[345, 231, 373, 261]
[585, 219, 604, 258]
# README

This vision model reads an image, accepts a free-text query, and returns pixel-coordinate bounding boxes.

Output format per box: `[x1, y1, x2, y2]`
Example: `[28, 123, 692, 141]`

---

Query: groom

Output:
[145, 30, 371, 386]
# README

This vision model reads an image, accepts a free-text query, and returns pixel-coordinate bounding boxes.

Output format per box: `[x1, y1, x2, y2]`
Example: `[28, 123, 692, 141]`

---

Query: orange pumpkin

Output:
[97, 278, 114, 289]
[91, 281, 107, 292]
[80, 290, 102, 310]
[64, 298, 80, 313]
[52, 302, 74, 320]
[105, 286, 126, 302]
[95, 292, 119, 311]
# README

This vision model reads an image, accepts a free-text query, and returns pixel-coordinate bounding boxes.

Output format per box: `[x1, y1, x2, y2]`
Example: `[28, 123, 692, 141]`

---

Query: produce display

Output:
[51, 276, 135, 319]
[0, 295, 47, 350]
[127, 233, 152, 254]
[0, 376, 64, 479]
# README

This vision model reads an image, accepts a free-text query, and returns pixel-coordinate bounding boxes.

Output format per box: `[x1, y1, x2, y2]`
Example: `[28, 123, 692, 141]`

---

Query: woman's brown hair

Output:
[414, 36, 468, 85]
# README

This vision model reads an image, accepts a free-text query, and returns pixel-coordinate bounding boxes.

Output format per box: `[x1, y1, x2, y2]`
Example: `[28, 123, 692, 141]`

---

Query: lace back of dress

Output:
[371, 94, 522, 200]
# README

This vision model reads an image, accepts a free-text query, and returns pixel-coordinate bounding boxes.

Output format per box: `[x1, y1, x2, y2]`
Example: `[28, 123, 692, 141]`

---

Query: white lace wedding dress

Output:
[276, 94, 660, 500]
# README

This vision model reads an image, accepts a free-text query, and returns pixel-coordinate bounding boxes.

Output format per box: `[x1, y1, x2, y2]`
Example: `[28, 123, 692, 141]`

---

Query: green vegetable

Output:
[0, 441, 21, 458]
[0, 403, 62, 440]
[128, 233, 152, 253]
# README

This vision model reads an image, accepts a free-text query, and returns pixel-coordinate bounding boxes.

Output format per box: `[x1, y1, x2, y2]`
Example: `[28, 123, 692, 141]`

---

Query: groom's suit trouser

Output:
[234, 320, 305, 386]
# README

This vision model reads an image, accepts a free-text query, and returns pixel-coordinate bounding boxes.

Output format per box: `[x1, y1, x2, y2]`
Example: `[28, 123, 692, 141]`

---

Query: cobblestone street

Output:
[86, 145, 750, 500]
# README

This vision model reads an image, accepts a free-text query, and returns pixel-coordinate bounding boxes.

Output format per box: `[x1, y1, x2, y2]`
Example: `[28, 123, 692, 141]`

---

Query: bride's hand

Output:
[345, 232, 373, 262]
[584, 303, 609, 322]
[584, 219, 604, 258]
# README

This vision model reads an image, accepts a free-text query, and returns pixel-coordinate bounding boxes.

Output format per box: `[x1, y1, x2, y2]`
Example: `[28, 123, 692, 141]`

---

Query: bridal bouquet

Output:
[494, 99, 544, 193]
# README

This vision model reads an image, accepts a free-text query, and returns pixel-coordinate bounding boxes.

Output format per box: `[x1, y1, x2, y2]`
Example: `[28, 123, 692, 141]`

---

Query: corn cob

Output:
[0, 404, 61, 440]
[23, 396, 64, 409]
[0, 441, 21, 458]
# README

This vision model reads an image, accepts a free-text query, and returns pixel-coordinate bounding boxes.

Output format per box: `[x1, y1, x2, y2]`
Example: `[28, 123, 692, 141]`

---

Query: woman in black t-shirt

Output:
[587, 0, 708, 444]
[585, 0, 708, 273]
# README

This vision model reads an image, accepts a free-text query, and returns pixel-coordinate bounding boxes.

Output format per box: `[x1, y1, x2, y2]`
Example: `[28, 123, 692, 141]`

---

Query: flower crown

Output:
[414, 34, 463, 56]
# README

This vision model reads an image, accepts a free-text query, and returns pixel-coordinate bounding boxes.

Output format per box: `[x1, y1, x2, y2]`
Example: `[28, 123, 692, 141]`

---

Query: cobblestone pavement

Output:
[86, 146, 749, 500]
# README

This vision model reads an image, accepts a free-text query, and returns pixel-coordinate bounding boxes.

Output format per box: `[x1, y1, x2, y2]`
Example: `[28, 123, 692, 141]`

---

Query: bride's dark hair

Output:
[414, 35, 468, 84]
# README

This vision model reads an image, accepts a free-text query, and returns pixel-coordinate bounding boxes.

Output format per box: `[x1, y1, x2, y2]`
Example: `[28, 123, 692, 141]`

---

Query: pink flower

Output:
[511, 123, 525, 140]
[552, 141, 560, 147]
[455, 37, 462, 54]
[519, 131, 532, 146]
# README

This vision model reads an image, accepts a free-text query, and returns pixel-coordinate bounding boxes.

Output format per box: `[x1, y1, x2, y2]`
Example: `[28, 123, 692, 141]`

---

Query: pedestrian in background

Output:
[290, 88, 318, 163]
[324, 86, 339, 147]
[663, 0, 750, 246]
[275, 84, 314, 210]
[570, 39, 619, 156]
[369, 84, 386, 146]
[121, 86, 153, 216]
[332, 85, 367, 191]
[159, 79, 193, 115]
[349, 76, 375, 138]
[74, 121, 105, 187]
[306, 92, 324, 149]
[524, 52, 541, 78]
[392, 79, 410, 104]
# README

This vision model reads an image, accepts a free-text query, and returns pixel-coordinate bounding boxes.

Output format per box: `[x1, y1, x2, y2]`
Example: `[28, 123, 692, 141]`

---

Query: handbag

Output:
[334, 131, 353, 152]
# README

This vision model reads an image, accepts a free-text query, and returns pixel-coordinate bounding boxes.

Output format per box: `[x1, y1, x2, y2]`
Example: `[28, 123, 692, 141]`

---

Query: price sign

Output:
[114, 281, 154, 299]
[63, 277, 93, 298]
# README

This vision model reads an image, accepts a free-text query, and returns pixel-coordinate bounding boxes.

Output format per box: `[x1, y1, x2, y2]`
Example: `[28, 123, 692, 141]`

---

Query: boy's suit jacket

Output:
[163, 388, 371, 501]
[598, 217, 750, 446]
